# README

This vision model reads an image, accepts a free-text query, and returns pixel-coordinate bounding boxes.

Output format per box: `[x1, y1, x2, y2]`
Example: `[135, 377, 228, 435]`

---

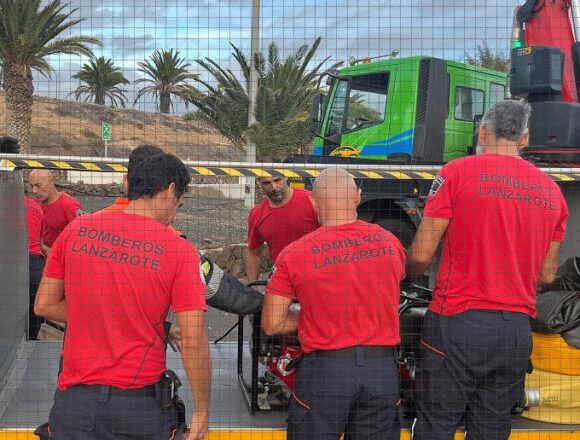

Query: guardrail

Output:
[2, 154, 580, 181]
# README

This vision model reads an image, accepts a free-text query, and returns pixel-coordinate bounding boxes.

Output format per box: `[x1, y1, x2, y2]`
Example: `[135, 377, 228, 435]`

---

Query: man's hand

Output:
[186, 411, 209, 440]
[168, 325, 182, 352]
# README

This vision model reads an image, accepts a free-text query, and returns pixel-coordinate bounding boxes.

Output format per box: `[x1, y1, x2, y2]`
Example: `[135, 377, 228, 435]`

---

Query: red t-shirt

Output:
[40, 192, 84, 247]
[25, 197, 43, 256]
[248, 188, 319, 261]
[43, 211, 207, 390]
[424, 154, 568, 317]
[266, 220, 405, 353]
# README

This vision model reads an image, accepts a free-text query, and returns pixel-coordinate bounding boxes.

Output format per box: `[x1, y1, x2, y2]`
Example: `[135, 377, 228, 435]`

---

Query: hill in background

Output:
[0, 93, 244, 161]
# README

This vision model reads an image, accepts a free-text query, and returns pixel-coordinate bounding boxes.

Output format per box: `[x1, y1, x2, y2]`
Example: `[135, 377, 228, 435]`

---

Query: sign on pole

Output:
[101, 123, 111, 141]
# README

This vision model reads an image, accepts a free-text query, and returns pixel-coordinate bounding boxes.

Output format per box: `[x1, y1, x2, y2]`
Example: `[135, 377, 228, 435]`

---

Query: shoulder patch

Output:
[428, 175, 445, 196]
[199, 261, 210, 285]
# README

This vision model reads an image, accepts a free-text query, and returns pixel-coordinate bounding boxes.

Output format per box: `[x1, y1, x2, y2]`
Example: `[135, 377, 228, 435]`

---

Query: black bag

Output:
[532, 290, 580, 348]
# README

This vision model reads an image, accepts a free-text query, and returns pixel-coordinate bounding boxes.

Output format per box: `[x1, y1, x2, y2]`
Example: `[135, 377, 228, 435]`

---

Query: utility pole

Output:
[244, 0, 260, 208]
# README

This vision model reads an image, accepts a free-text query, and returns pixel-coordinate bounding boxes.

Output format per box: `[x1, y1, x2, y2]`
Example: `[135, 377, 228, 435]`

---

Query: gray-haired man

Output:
[406, 100, 569, 440]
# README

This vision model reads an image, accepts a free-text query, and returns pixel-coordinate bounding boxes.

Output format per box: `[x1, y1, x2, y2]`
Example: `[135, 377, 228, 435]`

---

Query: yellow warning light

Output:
[362, 58, 372, 64]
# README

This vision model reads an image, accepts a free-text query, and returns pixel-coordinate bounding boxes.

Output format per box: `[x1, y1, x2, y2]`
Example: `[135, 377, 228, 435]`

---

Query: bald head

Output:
[312, 168, 361, 226]
[29, 170, 58, 203]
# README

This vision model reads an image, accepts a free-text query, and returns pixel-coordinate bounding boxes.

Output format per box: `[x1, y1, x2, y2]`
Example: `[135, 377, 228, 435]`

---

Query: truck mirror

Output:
[310, 93, 325, 123]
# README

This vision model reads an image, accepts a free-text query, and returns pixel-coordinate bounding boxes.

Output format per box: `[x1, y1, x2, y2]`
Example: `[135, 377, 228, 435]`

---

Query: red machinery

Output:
[513, 0, 580, 162]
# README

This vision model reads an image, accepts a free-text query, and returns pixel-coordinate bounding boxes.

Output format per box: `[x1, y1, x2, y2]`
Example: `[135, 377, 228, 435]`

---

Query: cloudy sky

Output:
[37, 0, 515, 112]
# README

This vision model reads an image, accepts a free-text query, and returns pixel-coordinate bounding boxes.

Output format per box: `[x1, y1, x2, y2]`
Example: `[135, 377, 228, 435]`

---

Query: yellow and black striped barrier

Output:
[2, 155, 580, 182]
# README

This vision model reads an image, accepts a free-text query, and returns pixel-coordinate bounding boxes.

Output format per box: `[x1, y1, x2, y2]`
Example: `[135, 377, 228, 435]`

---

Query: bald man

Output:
[262, 168, 406, 440]
[29, 170, 83, 255]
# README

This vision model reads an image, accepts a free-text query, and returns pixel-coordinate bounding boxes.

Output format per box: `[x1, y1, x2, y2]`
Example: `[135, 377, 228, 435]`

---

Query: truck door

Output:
[321, 72, 391, 158]
[445, 66, 487, 161]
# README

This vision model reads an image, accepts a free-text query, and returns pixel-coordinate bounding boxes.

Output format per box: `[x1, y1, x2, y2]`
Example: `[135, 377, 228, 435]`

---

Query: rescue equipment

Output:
[522, 368, 580, 424]
[201, 256, 264, 316]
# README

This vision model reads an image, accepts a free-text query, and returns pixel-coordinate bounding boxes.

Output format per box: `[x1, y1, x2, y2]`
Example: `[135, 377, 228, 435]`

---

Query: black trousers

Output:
[29, 254, 45, 340]
[412, 310, 532, 440]
[287, 346, 400, 440]
[37, 385, 178, 440]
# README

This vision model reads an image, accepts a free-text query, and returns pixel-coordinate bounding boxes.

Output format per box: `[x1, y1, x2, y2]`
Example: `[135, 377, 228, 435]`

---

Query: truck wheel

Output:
[375, 218, 415, 249]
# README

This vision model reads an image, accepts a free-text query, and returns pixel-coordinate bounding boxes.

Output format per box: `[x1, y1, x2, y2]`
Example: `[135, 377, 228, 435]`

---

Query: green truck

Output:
[296, 55, 508, 245]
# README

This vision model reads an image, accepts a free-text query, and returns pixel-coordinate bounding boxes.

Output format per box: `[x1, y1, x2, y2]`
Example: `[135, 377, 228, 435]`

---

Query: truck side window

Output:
[489, 83, 506, 107]
[455, 87, 484, 121]
[324, 73, 389, 137]
[345, 73, 389, 130]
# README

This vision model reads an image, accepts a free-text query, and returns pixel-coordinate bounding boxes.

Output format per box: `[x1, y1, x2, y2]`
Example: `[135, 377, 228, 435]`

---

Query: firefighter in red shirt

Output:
[246, 176, 319, 281]
[407, 100, 569, 440]
[34, 153, 211, 440]
[262, 168, 405, 440]
[28, 169, 84, 255]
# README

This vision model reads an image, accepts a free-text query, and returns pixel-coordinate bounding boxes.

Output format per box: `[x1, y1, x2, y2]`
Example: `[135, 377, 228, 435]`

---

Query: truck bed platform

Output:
[0, 341, 577, 439]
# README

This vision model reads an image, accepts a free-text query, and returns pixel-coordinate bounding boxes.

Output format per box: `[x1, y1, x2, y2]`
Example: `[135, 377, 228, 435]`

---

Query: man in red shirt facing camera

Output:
[262, 168, 405, 440]
[35, 153, 210, 440]
[407, 100, 568, 440]
[246, 176, 319, 281]
[28, 169, 83, 255]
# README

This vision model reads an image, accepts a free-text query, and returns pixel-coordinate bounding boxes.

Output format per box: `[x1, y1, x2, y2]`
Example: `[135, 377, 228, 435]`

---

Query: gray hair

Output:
[480, 100, 530, 142]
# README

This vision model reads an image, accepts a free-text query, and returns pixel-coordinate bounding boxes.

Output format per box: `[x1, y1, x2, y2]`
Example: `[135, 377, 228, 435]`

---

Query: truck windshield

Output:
[324, 72, 389, 137]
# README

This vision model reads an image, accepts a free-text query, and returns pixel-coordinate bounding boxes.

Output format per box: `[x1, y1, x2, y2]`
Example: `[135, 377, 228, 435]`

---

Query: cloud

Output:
[34, 0, 514, 113]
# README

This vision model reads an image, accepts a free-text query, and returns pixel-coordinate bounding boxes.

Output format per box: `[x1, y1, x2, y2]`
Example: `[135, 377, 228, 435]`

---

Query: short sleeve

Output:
[170, 241, 208, 313]
[552, 190, 569, 242]
[424, 164, 454, 219]
[64, 197, 84, 223]
[265, 254, 296, 301]
[247, 208, 264, 250]
[43, 225, 71, 279]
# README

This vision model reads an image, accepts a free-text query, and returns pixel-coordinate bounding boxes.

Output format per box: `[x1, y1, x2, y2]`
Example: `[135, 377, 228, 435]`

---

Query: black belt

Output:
[313, 345, 395, 359]
[75, 384, 156, 397]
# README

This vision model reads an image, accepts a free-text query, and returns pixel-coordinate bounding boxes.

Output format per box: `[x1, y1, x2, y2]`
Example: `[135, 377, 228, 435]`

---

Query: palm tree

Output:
[186, 37, 339, 160]
[0, 0, 101, 152]
[71, 57, 130, 107]
[465, 42, 509, 73]
[134, 49, 197, 114]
